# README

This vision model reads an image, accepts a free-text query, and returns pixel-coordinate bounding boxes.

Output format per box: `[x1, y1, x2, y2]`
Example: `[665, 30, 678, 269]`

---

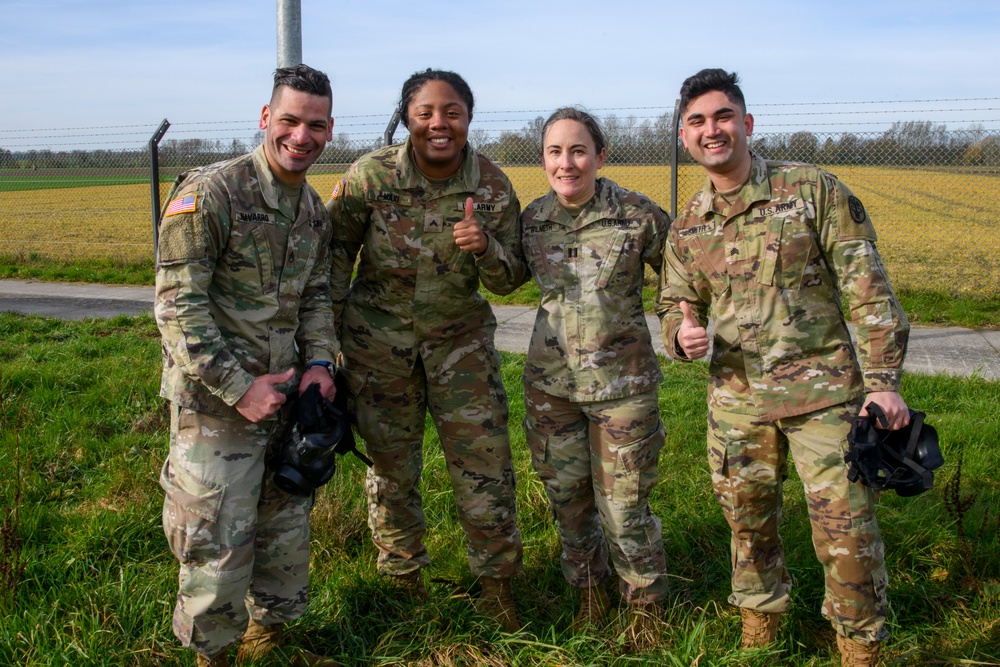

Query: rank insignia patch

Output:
[848, 196, 866, 223]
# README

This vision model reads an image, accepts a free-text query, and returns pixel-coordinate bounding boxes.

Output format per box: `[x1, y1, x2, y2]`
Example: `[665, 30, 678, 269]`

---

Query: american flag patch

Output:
[165, 194, 197, 217]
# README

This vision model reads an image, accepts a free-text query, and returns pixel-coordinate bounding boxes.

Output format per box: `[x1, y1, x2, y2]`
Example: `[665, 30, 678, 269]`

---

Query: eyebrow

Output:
[685, 106, 737, 123]
[413, 101, 465, 110]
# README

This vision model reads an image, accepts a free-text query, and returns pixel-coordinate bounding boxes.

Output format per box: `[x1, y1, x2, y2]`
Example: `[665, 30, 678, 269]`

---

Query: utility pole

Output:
[276, 0, 302, 67]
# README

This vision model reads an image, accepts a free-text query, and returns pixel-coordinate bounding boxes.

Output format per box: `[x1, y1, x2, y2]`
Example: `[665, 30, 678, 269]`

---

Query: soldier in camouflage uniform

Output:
[520, 108, 670, 631]
[326, 69, 524, 631]
[657, 69, 910, 666]
[155, 65, 340, 667]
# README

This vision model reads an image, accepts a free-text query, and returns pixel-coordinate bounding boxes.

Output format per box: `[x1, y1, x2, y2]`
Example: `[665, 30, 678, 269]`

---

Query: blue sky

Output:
[1, 0, 998, 147]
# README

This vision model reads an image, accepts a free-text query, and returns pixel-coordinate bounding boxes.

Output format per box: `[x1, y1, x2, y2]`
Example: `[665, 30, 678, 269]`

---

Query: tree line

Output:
[2, 120, 998, 171]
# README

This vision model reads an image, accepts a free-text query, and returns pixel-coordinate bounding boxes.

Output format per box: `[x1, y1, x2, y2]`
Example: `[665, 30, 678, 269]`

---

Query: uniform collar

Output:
[395, 136, 481, 195]
[532, 177, 622, 229]
[252, 144, 300, 217]
[694, 151, 772, 220]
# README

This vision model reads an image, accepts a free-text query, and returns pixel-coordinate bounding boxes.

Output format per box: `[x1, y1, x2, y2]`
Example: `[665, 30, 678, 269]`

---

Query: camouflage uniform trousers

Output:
[346, 346, 523, 579]
[708, 401, 888, 643]
[159, 403, 313, 658]
[524, 384, 668, 604]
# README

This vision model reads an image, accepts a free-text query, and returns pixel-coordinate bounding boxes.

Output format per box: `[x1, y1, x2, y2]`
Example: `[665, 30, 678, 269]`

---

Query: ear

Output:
[327, 117, 334, 142]
[679, 124, 689, 149]
[596, 146, 607, 170]
[744, 112, 754, 138]
[259, 104, 270, 131]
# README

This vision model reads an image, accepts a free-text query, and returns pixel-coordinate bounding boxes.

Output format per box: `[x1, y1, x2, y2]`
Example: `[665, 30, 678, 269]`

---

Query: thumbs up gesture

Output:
[236, 368, 295, 423]
[677, 300, 709, 360]
[453, 197, 488, 255]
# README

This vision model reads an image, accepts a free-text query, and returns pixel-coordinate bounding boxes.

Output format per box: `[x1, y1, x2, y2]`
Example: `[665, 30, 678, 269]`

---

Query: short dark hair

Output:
[541, 107, 607, 155]
[271, 64, 333, 108]
[679, 68, 746, 117]
[398, 69, 474, 128]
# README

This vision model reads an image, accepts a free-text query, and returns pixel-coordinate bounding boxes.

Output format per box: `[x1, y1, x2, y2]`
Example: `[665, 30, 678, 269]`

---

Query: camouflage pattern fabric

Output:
[154, 145, 337, 656]
[521, 178, 669, 401]
[327, 138, 525, 378]
[160, 403, 312, 658]
[155, 145, 337, 418]
[344, 351, 522, 578]
[657, 153, 905, 641]
[708, 402, 887, 643]
[524, 385, 668, 604]
[328, 139, 523, 578]
[657, 153, 909, 421]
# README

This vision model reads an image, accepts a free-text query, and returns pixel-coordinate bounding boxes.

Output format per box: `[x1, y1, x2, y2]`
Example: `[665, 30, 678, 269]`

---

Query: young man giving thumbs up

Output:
[657, 69, 910, 666]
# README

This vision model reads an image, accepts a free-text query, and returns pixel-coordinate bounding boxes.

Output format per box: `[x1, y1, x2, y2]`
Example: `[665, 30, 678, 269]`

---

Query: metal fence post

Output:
[149, 119, 170, 257]
[670, 99, 681, 219]
[384, 109, 401, 147]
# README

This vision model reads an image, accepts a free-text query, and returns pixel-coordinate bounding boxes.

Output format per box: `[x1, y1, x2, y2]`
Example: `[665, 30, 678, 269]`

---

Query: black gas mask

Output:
[845, 402, 944, 497]
[269, 376, 371, 497]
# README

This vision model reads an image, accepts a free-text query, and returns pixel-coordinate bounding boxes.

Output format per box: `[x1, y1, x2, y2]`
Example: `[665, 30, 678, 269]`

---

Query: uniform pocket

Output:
[526, 235, 558, 292]
[611, 425, 665, 509]
[760, 217, 815, 289]
[159, 458, 225, 564]
[594, 228, 632, 293]
[523, 417, 556, 483]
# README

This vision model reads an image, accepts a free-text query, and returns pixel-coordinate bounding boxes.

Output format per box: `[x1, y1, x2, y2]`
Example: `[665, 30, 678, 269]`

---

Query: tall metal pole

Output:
[277, 0, 302, 67]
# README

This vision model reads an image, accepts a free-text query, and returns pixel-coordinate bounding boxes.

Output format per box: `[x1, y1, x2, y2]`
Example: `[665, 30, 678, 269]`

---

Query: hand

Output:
[861, 391, 911, 430]
[301, 364, 336, 401]
[235, 368, 295, 423]
[453, 197, 487, 255]
[677, 300, 710, 359]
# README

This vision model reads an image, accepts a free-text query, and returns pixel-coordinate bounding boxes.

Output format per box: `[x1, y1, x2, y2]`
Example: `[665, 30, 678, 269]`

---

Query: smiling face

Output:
[680, 89, 754, 190]
[405, 79, 471, 180]
[543, 118, 606, 208]
[259, 86, 333, 187]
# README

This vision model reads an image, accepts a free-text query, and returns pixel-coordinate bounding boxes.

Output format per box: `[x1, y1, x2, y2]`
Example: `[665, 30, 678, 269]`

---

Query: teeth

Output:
[705, 141, 725, 149]
[286, 146, 309, 155]
[430, 138, 449, 145]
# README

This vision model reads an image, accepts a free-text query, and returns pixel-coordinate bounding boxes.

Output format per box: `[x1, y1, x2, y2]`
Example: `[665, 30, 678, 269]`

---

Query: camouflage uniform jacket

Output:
[155, 145, 338, 418]
[327, 138, 524, 378]
[522, 178, 669, 401]
[657, 153, 909, 421]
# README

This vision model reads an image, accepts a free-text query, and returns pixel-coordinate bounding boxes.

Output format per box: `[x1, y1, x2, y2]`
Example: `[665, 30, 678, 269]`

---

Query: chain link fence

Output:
[2, 101, 998, 297]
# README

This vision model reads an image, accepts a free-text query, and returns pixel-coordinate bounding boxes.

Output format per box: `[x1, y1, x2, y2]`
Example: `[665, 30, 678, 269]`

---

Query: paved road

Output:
[3, 279, 999, 380]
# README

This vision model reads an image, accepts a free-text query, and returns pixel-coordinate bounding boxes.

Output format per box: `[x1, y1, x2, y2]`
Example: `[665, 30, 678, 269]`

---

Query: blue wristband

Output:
[306, 361, 333, 372]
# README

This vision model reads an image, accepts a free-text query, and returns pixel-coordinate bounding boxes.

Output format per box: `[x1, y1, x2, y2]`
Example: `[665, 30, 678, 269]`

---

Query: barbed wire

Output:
[3, 98, 999, 135]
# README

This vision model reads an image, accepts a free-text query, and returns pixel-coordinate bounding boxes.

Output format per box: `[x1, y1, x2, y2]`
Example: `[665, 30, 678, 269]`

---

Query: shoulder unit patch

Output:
[848, 196, 867, 223]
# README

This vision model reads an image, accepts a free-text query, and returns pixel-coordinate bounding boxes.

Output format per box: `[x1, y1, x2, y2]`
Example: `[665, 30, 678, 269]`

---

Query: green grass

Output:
[0, 172, 162, 192]
[1, 312, 998, 665]
[0, 256, 155, 285]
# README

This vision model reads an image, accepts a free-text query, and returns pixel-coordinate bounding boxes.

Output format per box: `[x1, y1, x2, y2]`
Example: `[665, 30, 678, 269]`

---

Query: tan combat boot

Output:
[836, 634, 881, 667]
[196, 651, 230, 667]
[570, 584, 611, 631]
[476, 576, 522, 632]
[740, 608, 781, 648]
[236, 620, 283, 663]
[391, 570, 428, 601]
[236, 620, 340, 666]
